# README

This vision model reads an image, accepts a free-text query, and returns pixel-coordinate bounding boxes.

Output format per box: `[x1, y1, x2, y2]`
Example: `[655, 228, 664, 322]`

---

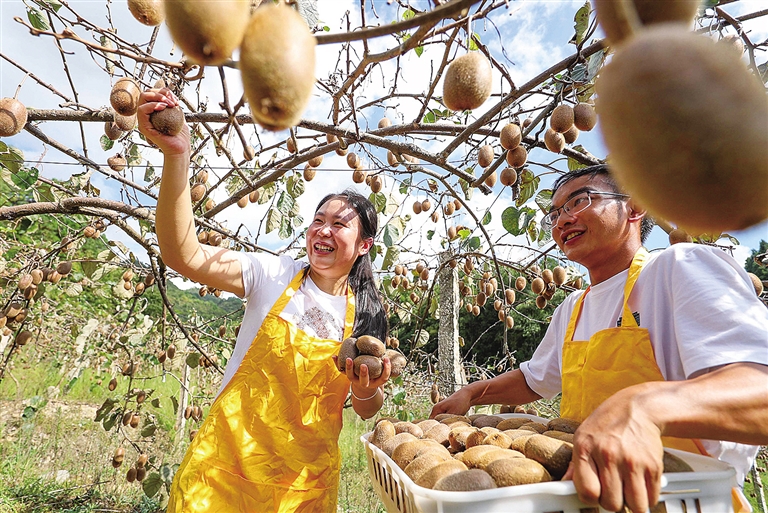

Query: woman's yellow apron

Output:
[168, 270, 354, 513]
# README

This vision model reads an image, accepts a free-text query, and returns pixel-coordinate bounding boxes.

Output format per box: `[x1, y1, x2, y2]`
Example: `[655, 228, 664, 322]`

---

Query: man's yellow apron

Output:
[560, 249, 752, 512]
[167, 269, 354, 513]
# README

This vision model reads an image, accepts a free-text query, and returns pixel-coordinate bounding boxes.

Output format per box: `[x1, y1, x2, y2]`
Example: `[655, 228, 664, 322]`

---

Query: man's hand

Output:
[429, 387, 472, 418]
[137, 87, 190, 157]
[564, 388, 664, 513]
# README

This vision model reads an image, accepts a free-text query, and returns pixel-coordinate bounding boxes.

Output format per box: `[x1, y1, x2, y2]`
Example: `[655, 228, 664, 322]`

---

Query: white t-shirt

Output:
[519, 244, 768, 482]
[218, 253, 348, 394]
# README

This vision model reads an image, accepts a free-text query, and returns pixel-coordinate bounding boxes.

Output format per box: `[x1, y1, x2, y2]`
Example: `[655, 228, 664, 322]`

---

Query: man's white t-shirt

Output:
[520, 244, 768, 482]
[218, 253, 347, 395]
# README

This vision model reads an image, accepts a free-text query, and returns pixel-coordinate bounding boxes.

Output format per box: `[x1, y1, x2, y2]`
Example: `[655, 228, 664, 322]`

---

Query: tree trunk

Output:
[175, 362, 189, 438]
[436, 252, 465, 401]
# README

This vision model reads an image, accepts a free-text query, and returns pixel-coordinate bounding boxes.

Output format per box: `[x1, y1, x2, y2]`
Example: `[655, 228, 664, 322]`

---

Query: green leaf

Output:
[151, 398, 161, 408]
[458, 228, 471, 240]
[567, 157, 589, 172]
[39, 0, 63, 12]
[482, 211, 492, 225]
[127, 143, 142, 166]
[382, 223, 401, 248]
[170, 396, 179, 415]
[257, 181, 277, 205]
[415, 46, 424, 57]
[534, 189, 553, 213]
[102, 411, 119, 431]
[80, 260, 100, 280]
[515, 169, 539, 207]
[141, 423, 158, 437]
[527, 219, 540, 241]
[413, 329, 429, 348]
[323, 26, 330, 32]
[423, 111, 436, 124]
[382, 246, 400, 271]
[369, 191, 386, 213]
[160, 463, 176, 484]
[27, 6, 49, 30]
[586, 49, 605, 81]
[0, 146, 24, 173]
[468, 33, 480, 51]
[142, 472, 163, 498]
[286, 172, 305, 198]
[501, 206, 537, 236]
[572, 1, 591, 46]
[11, 167, 38, 190]
[100, 135, 115, 152]
[399, 177, 411, 195]
[468, 236, 481, 250]
[278, 214, 292, 239]
[426, 229, 434, 241]
[266, 208, 282, 234]
[94, 398, 118, 422]
[144, 164, 155, 183]
[185, 352, 200, 369]
[402, 8, 415, 20]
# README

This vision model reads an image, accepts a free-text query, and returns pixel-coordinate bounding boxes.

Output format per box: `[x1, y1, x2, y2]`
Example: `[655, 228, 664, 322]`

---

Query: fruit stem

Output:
[14, 73, 29, 100]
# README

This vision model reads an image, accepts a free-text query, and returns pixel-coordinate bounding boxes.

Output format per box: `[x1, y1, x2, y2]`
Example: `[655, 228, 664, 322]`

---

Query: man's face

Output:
[549, 175, 631, 268]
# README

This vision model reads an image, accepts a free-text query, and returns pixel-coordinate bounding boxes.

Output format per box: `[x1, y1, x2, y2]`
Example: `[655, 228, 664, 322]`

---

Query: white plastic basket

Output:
[362, 414, 739, 513]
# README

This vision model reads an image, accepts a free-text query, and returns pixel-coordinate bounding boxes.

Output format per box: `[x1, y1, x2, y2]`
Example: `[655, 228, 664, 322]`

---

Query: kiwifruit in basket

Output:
[423, 423, 451, 447]
[440, 415, 472, 425]
[415, 459, 468, 489]
[472, 415, 504, 428]
[480, 426, 500, 435]
[519, 422, 548, 433]
[483, 431, 515, 449]
[393, 439, 442, 469]
[449, 426, 479, 453]
[543, 430, 574, 443]
[524, 434, 573, 479]
[335, 337, 358, 371]
[381, 432, 417, 457]
[404, 450, 453, 482]
[663, 451, 694, 473]
[434, 468, 497, 491]
[416, 419, 439, 433]
[465, 430, 491, 449]
[369, 420, 395, 448]
[393, 421, 423, 438]
[356, 335, 386, 357]
[485, 457, 552, 487]
[496, 417, 533, 430]
[547, 417, 581, 434]
[509, 433, 537, 453]
[475, 448, 525, 471]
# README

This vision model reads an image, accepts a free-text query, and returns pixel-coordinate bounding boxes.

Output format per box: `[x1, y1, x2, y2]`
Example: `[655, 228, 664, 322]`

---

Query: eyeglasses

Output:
[541, 191, 629, 230]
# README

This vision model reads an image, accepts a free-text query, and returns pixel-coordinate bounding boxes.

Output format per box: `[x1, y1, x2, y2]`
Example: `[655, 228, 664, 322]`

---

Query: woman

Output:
[137, 87, 391, 512]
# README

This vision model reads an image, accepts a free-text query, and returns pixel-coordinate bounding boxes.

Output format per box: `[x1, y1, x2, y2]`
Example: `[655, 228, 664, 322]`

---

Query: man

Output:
[432, 164, 768, 513]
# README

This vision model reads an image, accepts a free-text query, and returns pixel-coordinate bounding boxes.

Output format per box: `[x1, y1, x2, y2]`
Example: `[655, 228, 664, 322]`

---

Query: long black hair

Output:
[314, 189, 389, 342]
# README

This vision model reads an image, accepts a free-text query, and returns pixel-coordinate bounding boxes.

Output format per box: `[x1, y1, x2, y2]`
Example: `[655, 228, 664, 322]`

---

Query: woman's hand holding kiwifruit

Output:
[136, 88, 190, 157]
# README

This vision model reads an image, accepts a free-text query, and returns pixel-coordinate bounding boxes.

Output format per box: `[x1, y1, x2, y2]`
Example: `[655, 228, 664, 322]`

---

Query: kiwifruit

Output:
[393, 439, 442, 469]
[113, 447, 125, 466]
[434, 468, 497, 491]
[370, 175, 383, 193]
[150, 106, 184, 136]
[356, 335, 385, 357]
[189, 430, 198, 441]
[472, 415, 503, 429]
[514, 276, 527, 291]
[243, 145, 256, 161]
[108, 377, 118, 391]
[486, 457, 552, 487]
[0, 98, 27, 137]
[127, 0, 164, 26]
[449, 425, 479, 452]
[499, 167, 517, 187]
[17, 273, 32, 290]
[508, 433, 537, 452]
[353, 355, 383, 379]
[378, 117, 391, 128]
[249, 190, 260, 203]
[164, 0, 250, 65]
[346, 152, 361, 169]
[370, 419, 396, 448]
[471, 448, 525, 470]
[500, 123, 522, 150]
[524, 434, 573, 479]
[542, 269, 554, 284]
[563, 125, 580, 144]
[190, 183, 206, 203]
[110, 78, 140, 116]
[135, 453, 149, 468]
[15, 330, 33, 346]
[412, 201, 423, 215]
[443, 52, 492, 112]
[543, 430, 574, 443]
[668, 228, 693, 245]
[136, 467, 147, 481]
[484, 171, 498, 187]
[440, 415, 472, 425]
[573, 103, 597, 131]
[108, 154, 127, 172]
[352, 169, 366, 183]
[475, 292, 487, 307]
[748, 272, 764, 296]
[506, 145, 528, 168]
[596, 0, 700, 46]
[237, 196, 248, 208]
[384, 349, 407, 378]
[23, 284, 38, 300]
[531, 277, 545, 295]
[30, 269, 44, 285]
[300, 165, 316, 182]
[483, 431, 514, 449]
[444, 202, 455, 216]
[535, 296, 547, 309]
[547, 417, 581, 434]
[56, 261, 72, 275]
[240, 4, 316, 130]
[596, 27, 768, 232]
[166, 344, 176, 359]
[464, 430, 490, 449]
[477, 144, 494, 168]
[415, 459, 468, 489]
[307, 155, 323, 168]
[405, 451, 452, 482]
[423, 422, 451, 447]
[550, 105, 574, 133]
[393, 421, 423, 438]
[544, 128, 566, 153]
[381, 432, 418, 457]
[663, 451, 694, 472]
[417, 419, 439, 432]
[126, 467, 138, 483]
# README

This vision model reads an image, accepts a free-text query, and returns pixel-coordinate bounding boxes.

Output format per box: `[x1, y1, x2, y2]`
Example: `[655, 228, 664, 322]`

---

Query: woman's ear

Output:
[359, 237, 374, 255]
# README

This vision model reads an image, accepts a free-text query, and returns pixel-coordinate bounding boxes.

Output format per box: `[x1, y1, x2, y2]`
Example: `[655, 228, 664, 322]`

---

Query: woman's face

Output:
[306, 197, 371, 283]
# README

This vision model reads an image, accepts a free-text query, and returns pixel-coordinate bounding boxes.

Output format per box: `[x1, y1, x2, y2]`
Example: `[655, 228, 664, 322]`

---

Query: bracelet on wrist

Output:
[350, 386, 381, 401]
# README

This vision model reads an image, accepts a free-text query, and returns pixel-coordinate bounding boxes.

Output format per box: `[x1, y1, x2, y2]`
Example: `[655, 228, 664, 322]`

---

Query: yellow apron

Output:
[560, 248, 704, 454]
[168, 269, 355, 513]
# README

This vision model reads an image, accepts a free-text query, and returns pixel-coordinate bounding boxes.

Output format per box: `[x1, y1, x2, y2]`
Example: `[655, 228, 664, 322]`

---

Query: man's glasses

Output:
[541, 191, 629, 230]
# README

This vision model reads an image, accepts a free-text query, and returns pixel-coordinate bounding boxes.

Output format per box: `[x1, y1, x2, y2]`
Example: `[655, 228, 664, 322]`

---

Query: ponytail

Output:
[315, 190, 389, 341]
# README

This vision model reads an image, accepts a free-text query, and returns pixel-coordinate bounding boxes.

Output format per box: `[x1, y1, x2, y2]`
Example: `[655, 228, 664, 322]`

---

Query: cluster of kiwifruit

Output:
[0, 97, 28, 137]
[82, 219, 107, 239]
[443, 52, 493, 112]
[528, 266, 567, 310]
[156, 343, 176, 364]
[390, 263, 432, 305]
[197, 284, 223, 298]
[593, 0, 768, 232]
[370, 413, 693, 492]
[335, 335, 407, 380]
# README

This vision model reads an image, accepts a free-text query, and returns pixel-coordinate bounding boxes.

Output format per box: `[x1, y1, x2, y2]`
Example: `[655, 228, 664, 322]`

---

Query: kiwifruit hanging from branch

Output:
[0, 98, 28, 137]
[108, 154, 127, 172]
[550, 105, 574, 133]
[596, 27, 768, 232]
[544, 129, 565, 153]
[104, 122, 125, 141]
[477, 145, 494, 168]
[595, 0, 700, 46]
[110, 78, 141, 116]
[127, 0, 164, 26]
[239, 4, 316, 130]
[500, 123, 521, 151]
[506, 146, 527, 168]
[150, 106, 184, 136]
[163, 0, 251, 66]
[114, 113, 137, 131]
[442, 52, 493, 112]
[563, 125, 579, 145]
[573, 103, 596, 131]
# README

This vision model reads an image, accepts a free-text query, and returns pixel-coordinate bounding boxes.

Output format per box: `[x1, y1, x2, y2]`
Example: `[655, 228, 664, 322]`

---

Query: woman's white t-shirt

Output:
[519, 244, 768, 483]
[218, 253, 347, 395]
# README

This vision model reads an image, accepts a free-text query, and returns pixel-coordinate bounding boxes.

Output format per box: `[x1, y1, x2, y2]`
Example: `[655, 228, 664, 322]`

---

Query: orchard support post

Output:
[436, 252, 465, 400]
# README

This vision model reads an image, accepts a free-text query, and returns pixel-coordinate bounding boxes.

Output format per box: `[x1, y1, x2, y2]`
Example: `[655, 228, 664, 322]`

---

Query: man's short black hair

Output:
[551, 164, 654, 243]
